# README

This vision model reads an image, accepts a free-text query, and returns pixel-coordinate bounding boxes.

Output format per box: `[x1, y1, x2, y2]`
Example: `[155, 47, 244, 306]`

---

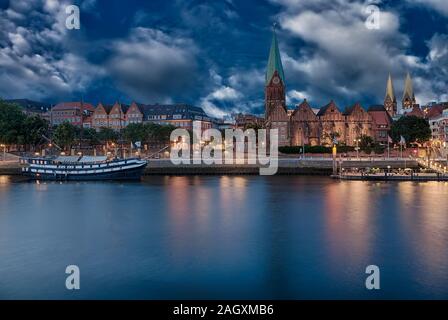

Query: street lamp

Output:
[0, 144, 5, 161]
[354, 138, 361, 159]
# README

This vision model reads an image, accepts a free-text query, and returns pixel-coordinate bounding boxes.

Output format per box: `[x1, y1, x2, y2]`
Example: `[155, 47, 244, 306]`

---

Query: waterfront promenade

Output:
[0, 156, 419, 176]
[335, 172, 448, 181]
[144, 157, 418, 175]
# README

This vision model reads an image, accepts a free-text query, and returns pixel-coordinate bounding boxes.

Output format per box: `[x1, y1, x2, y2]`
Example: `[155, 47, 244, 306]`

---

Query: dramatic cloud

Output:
[417, 33, 448, 102]
[407, 0, 448, 17]
[276, 1, 411, 105]
[177, 0, 239, 32]
[106, 27, 199, 103]
[1, 0, 447, 115]
[0, 0, 103, 100]
[271, 0, 448, 109]
[199, 68, 265, 118]
[286, 89, 308, 105]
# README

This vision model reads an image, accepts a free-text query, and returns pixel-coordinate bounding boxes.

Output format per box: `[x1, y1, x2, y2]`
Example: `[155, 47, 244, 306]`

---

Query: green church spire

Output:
[266, 25, 285, 85]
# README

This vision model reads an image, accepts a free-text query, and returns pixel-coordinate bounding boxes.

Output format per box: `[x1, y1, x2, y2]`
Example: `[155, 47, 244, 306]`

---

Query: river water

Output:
[0, 175, 447, 299]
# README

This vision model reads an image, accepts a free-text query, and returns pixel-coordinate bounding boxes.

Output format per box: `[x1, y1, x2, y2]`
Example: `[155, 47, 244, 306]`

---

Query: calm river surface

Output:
[0, 175, 447, 299]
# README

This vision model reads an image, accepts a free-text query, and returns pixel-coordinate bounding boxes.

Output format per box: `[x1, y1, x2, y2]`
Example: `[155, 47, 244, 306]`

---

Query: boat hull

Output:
[27, 165, 145, 181]
[22, 158, 148, 181]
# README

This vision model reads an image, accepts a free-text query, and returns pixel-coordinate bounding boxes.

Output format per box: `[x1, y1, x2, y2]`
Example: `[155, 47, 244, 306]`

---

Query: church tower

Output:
[384, 73, 397, 117]
[265, 25, 289, 146]
[265, 26, 286, 118]
[402, 72, 416, 111]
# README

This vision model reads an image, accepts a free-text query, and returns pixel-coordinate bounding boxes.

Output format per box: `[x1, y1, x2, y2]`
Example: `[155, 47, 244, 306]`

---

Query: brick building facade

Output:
[89, 102, 212, 132]
[264, 29, 393, 147]
[51, 101, 95, 127]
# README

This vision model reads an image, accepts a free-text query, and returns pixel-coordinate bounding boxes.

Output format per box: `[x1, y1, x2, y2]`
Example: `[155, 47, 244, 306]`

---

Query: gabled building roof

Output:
[108, 102, 130, 114]
[343, 102, 365, 116]
[96, 103, 114, 114]
[129, 102, 145, 113]
[93, 102, 211, 121]
[292, 99, 311, 115]
[266, 29, 285, 85]
[317, 100, 340, 116]
[292, 99, 318, 120]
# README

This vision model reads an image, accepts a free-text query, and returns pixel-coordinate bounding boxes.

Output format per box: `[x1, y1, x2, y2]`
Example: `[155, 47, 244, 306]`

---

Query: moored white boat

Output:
[21, 155, 147, 181]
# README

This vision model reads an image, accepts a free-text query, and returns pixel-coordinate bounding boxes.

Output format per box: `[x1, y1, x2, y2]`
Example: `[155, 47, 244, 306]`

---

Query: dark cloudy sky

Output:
[0, 0, 447, 117]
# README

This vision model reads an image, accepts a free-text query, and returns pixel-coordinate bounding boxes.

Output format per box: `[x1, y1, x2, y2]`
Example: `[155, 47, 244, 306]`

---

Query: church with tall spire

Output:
[263, 27, 395, 147]
[384, 73, 397, 117]
[264, 25, 289, 146]
[402, 72, 416, 111]
[383, 72, 421, 118]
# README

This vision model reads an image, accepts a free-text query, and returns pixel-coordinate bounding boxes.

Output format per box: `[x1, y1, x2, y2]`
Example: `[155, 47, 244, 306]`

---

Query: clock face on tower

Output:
[272, 76, 280, 84]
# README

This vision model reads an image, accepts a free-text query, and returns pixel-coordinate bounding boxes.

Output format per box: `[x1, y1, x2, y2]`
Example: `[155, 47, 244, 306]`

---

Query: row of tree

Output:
[51, 122, 175, 150]
[0, 100, 175, 151]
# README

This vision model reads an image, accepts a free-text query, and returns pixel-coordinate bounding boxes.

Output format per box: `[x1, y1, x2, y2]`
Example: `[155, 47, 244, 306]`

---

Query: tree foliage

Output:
[321, 131, 341, 146]
[97, 127, 119, 143]
[359, 135, 375, 153]
[53, 122, 77, 150]
[0, 100, 26, 145]
[122, 123, 147, 143]
[390, 116, 431, 145]
[0, 100, 49, 150]
[122, 123, 176, 145]
[23, 115, 50, 148]
[79, 128, 101, 146]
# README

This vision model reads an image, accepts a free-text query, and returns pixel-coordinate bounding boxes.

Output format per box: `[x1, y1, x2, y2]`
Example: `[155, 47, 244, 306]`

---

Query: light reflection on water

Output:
[0, 175, 447, 299]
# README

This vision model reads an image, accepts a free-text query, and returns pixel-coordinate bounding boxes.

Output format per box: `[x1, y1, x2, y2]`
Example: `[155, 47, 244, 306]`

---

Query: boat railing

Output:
[22, 157, 143, 167]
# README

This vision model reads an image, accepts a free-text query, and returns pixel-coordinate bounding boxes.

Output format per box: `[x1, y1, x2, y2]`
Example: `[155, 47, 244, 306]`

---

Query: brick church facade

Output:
[263, 29, 416, 147]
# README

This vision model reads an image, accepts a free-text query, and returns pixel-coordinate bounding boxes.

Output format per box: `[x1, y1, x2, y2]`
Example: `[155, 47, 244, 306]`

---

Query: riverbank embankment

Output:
[0, 158, 419, 176]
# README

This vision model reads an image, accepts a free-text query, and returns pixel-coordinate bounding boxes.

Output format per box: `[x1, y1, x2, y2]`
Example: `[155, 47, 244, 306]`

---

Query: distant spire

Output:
[402, 72, 415, 101]
[385, 73, 396, 102]
[266, 24, 285, 85]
